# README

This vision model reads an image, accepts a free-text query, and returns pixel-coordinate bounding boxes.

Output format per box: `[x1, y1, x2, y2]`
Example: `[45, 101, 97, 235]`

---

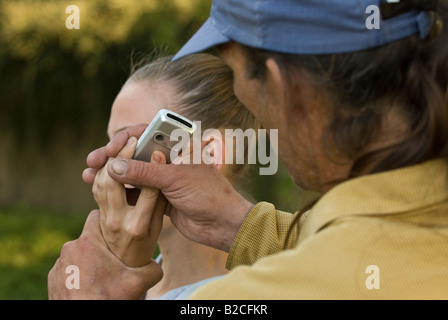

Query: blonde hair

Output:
[127, 52, 260, 193]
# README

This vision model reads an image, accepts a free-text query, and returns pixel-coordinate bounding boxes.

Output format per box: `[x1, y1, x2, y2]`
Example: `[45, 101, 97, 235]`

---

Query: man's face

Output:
[216, 42, 323, 191]
[216, 43, 277, 130]
[216, 42, 354, 193]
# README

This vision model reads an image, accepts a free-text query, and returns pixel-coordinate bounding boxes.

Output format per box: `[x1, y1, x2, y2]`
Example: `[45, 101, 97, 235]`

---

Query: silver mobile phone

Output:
[133, 109, 196, 164]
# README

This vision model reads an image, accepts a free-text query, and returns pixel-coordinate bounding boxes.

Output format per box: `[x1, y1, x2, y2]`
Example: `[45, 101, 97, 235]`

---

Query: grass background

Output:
[0, 207, 88, 299]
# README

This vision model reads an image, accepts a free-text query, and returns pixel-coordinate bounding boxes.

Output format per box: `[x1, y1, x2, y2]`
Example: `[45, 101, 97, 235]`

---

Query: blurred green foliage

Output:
[0, 206, 88, 299]
[0, 0, 211, 148]
[0, 206, 162, 299]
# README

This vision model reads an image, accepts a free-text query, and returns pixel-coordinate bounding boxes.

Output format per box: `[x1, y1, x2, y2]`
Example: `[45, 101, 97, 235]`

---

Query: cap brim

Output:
[172, 18, 230, 61]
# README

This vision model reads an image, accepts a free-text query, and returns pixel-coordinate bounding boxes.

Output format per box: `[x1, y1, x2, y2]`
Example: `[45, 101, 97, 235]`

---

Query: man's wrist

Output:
[218, 197, 254, 252]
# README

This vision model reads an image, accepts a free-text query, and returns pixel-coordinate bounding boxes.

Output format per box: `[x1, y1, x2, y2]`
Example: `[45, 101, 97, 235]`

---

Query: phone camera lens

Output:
[155, 134, 164, 141]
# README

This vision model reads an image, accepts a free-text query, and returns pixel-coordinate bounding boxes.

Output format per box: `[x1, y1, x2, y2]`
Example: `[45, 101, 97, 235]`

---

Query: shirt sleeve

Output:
[226, 202, 298, 270]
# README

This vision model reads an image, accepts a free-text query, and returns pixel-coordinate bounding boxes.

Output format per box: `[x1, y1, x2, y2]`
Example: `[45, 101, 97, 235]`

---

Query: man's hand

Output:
[48, 210, 163, 300]
[82, 123, 148, 185]
[83, 124, 253, 252]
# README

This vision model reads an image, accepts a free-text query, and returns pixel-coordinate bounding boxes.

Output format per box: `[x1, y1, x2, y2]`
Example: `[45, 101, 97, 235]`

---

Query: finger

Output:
[106, 124, 147, 158]
[128, 260, 164, 294]
[137, 186, 160, 211]
[103, 169, 128, 227]
[148, 195, 167, 246]
[117, 137, 138, 159]
[150, 150, 166, 165]
[102, 137, 138, 212]
[92, 167, 107, 207]
[92, 163, 128, 238]
[129, 187, 160, 241]
[82, 168, 98, 185]
[132, 152, 166, 228]
[92, 164, 126, 214]
[86, 146, 108, 170]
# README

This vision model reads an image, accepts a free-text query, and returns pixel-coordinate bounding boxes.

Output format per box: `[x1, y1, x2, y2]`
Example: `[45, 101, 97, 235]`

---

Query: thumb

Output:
[127, 260, 164, 297]
[81, 209, 102, 239]
[107, 156, 176, 191]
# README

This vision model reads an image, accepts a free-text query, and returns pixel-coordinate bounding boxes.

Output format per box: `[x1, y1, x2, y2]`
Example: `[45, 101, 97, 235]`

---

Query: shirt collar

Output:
[298, 158, 448, 242]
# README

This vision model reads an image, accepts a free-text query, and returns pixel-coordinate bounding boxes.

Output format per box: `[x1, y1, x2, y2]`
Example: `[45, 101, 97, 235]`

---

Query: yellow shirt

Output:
[190, 158, 448, 299]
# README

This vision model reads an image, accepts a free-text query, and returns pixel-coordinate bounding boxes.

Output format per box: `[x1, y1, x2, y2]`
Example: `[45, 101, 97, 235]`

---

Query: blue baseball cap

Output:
[173, 0, 433, 60]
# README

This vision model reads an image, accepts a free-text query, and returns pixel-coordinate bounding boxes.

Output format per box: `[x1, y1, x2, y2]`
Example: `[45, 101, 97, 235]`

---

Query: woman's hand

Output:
[92, 136, 166, 268]
[84, 125, 253, 252]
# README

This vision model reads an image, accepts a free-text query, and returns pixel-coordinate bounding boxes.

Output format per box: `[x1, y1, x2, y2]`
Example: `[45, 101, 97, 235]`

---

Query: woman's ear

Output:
[201, 129, 225, 170]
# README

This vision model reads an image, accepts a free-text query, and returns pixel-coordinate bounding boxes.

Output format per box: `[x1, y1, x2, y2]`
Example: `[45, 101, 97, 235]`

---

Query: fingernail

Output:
[110, 159, 128, 175]
[126, 137, 135, 147]
[151, 152, 162, 164]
